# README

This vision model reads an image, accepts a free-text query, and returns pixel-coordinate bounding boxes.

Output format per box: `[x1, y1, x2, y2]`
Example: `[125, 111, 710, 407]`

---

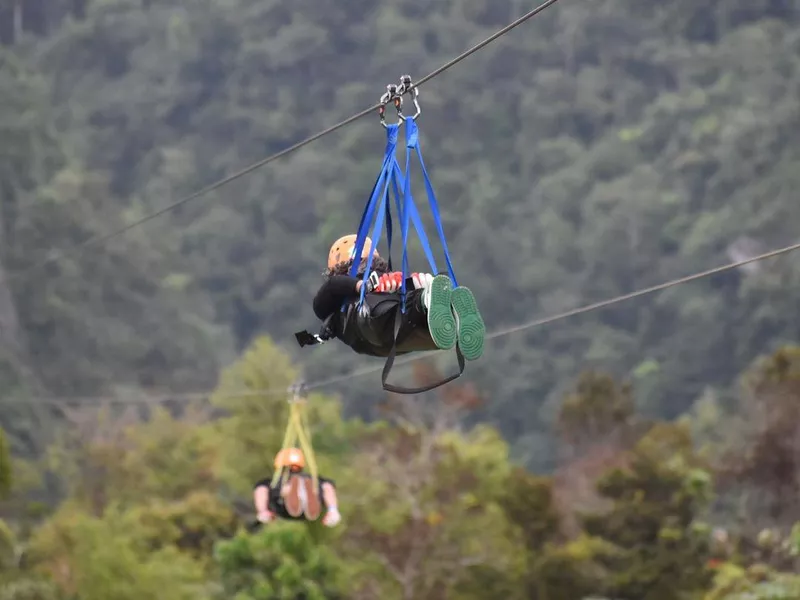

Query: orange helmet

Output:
[327, 234, 379, 270]
[274, 447, 305, 471]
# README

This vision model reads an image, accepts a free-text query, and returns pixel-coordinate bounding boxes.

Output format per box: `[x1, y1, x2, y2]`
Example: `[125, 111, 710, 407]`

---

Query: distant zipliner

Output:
[295, 76, 486, 395]
[252, 383, 341, 528]
[252, 447, 340, 527]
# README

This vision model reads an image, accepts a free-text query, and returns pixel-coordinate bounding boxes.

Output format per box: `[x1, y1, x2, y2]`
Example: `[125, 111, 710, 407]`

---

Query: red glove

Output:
[376, 272, 403, 293]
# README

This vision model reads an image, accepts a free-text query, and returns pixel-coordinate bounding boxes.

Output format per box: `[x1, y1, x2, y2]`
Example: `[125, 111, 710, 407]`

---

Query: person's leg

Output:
[253, 484, 275, 524]
[419, 274, 457, 350]
[450, 285, 486, 361]
[321, 482, 341, 527]
[281, 474, 303, 517]
[298, 475, 321, 521]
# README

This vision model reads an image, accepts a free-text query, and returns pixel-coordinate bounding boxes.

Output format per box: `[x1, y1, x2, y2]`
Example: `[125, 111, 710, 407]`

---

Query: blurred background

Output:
[0, 0, 799, 598]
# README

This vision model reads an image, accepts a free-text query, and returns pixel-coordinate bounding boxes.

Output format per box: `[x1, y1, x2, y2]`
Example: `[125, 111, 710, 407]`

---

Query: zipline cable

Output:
[3, 0, 564, 286]
[23, 238, 800, 406]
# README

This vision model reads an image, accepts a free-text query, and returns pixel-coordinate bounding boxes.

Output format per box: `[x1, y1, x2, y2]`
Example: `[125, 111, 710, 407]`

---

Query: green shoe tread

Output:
[450, 286, 485, 361]
[427, 275, 456, 350]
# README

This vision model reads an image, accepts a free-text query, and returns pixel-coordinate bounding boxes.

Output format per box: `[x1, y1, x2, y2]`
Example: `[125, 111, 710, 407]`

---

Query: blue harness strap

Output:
[401, 117, 458, 288]
[348, 126, 397, 276]
[347, 123, 441, 308]
[393, 160, 438, 310]
[346, 125, 398, 309]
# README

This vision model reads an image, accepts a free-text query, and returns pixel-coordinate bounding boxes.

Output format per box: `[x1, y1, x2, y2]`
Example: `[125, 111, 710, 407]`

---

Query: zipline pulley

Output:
[379, 75, 421, 127]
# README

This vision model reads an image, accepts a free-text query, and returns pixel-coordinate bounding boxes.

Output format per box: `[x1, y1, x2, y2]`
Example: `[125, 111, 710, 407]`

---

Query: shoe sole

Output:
[450, 287, 485, 361]
[427, 275, 457, 350]
[301, 477, 321, 521]
[283, 475, 303, 517]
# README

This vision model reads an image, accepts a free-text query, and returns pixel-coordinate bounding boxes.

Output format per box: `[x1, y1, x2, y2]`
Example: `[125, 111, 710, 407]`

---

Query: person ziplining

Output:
[295, 76, 486, 394]
[253, 447, 341, 527]
[252, 383, 341, 528]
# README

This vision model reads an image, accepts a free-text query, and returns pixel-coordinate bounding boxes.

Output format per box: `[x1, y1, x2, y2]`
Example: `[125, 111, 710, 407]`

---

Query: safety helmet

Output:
[274, 447, 305, 471]
[327, 234, 379, 270]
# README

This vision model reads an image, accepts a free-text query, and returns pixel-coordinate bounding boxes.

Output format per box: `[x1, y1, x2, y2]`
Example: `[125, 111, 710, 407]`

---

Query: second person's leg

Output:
[450, 285, 485, 361]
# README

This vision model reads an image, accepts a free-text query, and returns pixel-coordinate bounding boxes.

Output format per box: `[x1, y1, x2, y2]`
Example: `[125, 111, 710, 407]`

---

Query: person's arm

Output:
[253, 480, 275, 523]
[254, 485, 269, 512]
[320, 478, 341, 527]
[313, 275, 362, 320]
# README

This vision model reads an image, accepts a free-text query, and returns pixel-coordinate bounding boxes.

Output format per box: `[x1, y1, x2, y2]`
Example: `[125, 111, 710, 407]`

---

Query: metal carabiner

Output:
[398, 74, 421, 120]
[287, 379, 308, 404]
[379, 83, 403, 128]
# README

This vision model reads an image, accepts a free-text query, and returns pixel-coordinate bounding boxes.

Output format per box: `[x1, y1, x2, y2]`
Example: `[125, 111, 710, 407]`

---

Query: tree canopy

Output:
[1, 0, 800, 598]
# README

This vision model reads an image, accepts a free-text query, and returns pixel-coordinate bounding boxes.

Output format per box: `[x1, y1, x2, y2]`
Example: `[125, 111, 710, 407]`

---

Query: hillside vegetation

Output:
[1, 1, 800, 597]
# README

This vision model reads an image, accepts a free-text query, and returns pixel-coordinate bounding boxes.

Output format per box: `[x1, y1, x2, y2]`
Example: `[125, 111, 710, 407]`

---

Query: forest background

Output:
[1, 0, 800, 598]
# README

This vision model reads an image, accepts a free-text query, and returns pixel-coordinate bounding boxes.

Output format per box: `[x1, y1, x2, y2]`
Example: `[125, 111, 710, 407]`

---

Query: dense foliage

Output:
[3, 0, 800, 468]
[1, 0, 799, 598]
[1, 338, 798, 599]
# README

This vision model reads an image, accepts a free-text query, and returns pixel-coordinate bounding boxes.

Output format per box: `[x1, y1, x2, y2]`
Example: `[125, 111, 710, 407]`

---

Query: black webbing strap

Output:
[381, 307, 465, 394]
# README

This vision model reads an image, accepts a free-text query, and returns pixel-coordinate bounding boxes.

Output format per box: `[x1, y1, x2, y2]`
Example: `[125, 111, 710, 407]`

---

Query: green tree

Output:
[557, 371, 637, 454]
[209, 336, 354, 496]
[25, 505, 210, 600]
[579, 423, 714, 600]
[0, 579, 62, 600]
[215, 524, 345, 600]
[43, 403, 224, 516]
[716, 346, 800, 527]
[0, 428, 11, 498]
[0, 45, 235, 457]
[123, 491, 239, 568]
[0, 518, 16, 572]
[2, 0, 800, 476]
[338, 389, 523, 600]
[495, 469, 569, 600]
[551, 371, 645, 537]
[705, 563, 800, 600]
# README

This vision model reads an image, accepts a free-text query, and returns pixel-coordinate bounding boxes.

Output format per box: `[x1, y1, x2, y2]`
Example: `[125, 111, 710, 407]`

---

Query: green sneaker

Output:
[450, 286, 485, 361]
[423, 274, 457, 350]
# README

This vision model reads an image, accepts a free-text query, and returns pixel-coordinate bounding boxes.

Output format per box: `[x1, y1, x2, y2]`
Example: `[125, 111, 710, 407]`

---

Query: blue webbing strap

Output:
[403, 117, 458, 287]
[392, 160, 438, 311]
[359, 179, 391, 304]
[349, 123, 441, 308]
[346, 124, 400, 309]
[379, 116, 465, 395]
[385, 187, 394, 272]
[349, 160, 386, 272]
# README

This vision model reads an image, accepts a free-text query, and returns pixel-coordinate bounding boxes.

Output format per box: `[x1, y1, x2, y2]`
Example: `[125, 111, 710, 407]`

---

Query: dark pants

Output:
[348, 290, 437, 357]
[258, 475, 330, 521]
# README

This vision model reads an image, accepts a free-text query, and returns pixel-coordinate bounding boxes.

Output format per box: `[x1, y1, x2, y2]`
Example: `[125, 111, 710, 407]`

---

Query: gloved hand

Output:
[411, 272, 433, 291]
[323, 507, 341, 527]
[376, 272, 404, 293]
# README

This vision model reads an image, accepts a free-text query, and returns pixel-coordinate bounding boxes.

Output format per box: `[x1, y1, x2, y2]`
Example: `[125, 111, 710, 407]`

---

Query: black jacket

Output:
[312, 275, 361, 322]
[313, 275, 388, 356]
[312, 274, 435, 357]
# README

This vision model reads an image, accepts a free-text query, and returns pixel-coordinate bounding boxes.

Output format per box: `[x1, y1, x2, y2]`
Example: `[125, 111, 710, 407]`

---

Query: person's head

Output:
[324, 234, 389, 278]
[274, 447, 305, 473]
